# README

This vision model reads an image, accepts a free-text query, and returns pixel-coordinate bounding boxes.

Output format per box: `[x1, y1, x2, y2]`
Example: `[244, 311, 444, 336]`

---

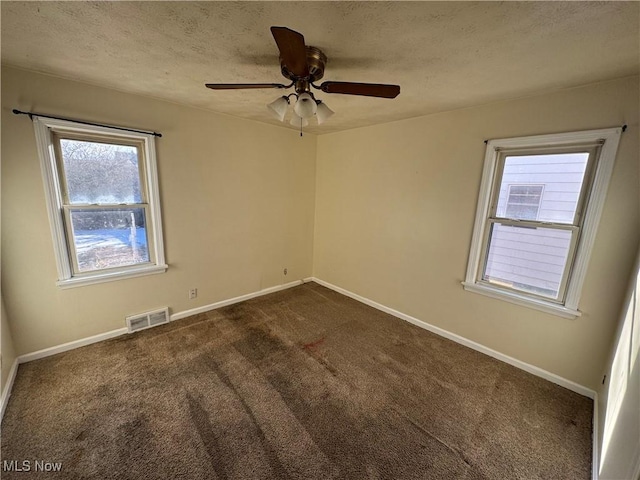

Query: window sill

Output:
[461, 281, 581, 319]
[56, 264, 168, 289]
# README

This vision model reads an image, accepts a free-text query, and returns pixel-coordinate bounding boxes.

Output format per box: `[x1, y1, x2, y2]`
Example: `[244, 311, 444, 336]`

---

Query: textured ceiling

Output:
[2, 1, 638, 135]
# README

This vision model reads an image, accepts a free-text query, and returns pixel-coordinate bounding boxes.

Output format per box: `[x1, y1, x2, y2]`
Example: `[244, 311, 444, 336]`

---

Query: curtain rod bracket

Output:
[12, 109, 162, 137]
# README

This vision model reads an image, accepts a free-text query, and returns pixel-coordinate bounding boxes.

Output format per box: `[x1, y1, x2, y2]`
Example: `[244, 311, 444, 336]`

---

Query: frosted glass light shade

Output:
[316, 102, 335, 125]
[293, 93, 317, 119]
[289, 114, 309, 127]
[267, 96, 289, 122]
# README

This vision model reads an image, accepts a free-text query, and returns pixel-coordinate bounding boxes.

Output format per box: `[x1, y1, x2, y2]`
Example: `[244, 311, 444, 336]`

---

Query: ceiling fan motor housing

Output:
[280, 46, 327, 86]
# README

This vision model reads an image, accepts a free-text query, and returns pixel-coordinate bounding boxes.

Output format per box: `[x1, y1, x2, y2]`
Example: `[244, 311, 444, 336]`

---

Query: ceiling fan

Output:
[205, 26, 400, 130]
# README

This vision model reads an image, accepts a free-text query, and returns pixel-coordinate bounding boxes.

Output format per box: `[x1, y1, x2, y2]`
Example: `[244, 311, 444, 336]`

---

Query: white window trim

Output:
[33, 116, 168, 288]
[463, 127, 623, 319]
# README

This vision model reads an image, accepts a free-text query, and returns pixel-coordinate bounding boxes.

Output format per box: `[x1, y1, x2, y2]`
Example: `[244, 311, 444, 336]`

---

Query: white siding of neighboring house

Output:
[484, 154, 589, 298]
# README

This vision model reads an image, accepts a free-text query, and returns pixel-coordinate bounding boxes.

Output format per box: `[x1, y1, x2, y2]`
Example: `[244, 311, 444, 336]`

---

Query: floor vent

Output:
[126, 307, 170, 333]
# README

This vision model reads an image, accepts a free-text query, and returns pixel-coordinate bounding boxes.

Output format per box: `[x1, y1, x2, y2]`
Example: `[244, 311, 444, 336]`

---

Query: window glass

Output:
[69, 208, 150, 272]
[495, 153, 589, 224]
[59, 139, 142, 204]
[483, 223, 572, 299]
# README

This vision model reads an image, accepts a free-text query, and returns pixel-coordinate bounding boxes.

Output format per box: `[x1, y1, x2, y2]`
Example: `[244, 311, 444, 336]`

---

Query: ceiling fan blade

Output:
[270, 26, 309, 78]
[205, 83, 287, 90]
[319, 81, 400, 99]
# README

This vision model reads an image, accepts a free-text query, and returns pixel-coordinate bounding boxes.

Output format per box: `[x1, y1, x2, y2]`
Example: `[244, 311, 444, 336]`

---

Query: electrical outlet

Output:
[283, 268, 288, 276]
[189, 288, 197, 300]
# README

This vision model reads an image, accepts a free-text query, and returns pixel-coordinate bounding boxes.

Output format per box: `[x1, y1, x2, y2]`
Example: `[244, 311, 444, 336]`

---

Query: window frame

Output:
[33, 116, 167, 288]
[463, 127, 623, 319]
[481, 146, 597, 304]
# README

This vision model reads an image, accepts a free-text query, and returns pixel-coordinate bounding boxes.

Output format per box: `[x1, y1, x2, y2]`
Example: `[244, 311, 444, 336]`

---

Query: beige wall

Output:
[1, 295, 17, 398]
[596, 246, 640, 479]
[2, 66, 317, 355]
[314, 76, 639, 389]
[2, 65, 638, 392]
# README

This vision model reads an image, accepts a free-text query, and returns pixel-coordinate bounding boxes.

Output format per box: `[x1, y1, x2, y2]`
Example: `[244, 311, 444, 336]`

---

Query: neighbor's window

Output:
[34, 117, 167, 287]
[504, 184, 543, 220]
[463, 128, 622, 318]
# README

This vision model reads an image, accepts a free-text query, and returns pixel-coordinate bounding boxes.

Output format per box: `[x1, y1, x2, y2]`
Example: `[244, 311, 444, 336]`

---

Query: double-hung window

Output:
[464, 128, 623, 318]
[34, 116, 167, 287]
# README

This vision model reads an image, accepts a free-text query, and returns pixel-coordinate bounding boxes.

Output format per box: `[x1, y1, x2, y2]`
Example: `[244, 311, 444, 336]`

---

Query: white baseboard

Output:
[2, 279, 312, 421]
[170, 279, 309, 321]
[592, 392, 599, 480]
[310, 277, 596, 399]
[7, 276, 596, 423]
[17, 279, 312, 366]
[17, 279, 310, 367]
[312, 277, 600, 475]
[18, 327, 129, 364]
[1, 358, 20, 421]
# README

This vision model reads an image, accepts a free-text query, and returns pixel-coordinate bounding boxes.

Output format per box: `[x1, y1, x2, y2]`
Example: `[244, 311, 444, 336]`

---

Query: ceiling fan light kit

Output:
[206, 26, 400, 135]
[293, 92, 317, 119]
[315, 102, 335, 125]
[267, 96, 290, 122]
[290, 114, 309, 127]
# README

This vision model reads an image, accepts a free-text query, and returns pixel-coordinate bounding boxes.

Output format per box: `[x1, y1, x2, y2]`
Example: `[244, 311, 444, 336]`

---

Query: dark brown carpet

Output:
[1, 282, 593, 479]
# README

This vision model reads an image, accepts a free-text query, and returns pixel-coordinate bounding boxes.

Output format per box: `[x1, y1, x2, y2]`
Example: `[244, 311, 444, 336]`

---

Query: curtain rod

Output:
[12, 109, 162, 138]
[483, 125, 627, 144]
